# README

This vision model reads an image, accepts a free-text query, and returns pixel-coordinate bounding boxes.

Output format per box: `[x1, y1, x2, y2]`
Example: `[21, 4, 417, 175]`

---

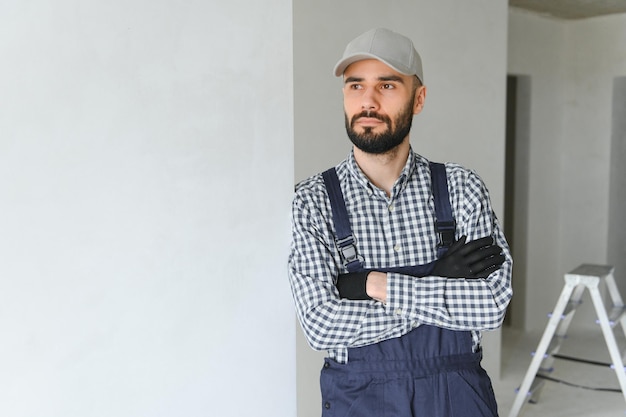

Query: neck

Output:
[353, 139, 411, 196]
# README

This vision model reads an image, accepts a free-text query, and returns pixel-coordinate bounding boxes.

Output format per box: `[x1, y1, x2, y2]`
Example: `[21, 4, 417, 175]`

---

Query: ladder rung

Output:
[596, 305, 626, 327]
[515, 377, 546, 396]
[528, 377, 547, 403]
[548, 301, 582, 319]
[547, 335, 567, 354]
[532, 337, 565, 360]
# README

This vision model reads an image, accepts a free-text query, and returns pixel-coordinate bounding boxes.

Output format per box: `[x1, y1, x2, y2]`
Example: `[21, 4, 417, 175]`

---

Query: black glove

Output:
[336, 271, 372, 300]
[431, 235, 505, 279]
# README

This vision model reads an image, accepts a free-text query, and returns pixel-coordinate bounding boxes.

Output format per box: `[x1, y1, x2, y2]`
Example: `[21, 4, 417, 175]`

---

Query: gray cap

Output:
[333, 28, 423, 83]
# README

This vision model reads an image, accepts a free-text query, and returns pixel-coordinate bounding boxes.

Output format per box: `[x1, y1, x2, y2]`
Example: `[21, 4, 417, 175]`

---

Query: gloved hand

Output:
[336, 271, 372, 300]
[432, 235, 504, 278]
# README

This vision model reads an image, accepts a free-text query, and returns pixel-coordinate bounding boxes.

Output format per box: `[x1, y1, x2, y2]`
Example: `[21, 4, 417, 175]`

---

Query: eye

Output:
[381, 83, 395, 90]
[348, 83, 363, 90]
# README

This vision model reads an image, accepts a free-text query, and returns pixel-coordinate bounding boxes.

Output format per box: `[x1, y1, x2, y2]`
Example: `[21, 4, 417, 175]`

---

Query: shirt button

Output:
[395, 308, 403, 316]
[388, 204, 394, 212]
[393, 244, 400, 252]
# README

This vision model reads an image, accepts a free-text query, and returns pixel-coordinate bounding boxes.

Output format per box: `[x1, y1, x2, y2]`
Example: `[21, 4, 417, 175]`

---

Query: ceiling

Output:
[510, 0, 626, 19]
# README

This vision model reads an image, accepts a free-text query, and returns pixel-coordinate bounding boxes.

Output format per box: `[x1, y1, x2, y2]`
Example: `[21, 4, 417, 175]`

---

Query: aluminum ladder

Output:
[508, 264, 626, 417]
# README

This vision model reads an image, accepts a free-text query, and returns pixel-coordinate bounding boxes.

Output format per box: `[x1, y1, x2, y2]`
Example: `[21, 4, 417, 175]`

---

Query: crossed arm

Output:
[288, 173, 513, 353]
[341, 235, 506, 303]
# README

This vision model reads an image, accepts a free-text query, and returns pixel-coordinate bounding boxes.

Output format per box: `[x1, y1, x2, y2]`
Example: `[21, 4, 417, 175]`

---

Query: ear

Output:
[413, 85, 427, 115]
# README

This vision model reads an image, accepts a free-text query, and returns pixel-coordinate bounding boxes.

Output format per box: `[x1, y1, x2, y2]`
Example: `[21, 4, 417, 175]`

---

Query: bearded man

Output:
[288, 28, 513, 417]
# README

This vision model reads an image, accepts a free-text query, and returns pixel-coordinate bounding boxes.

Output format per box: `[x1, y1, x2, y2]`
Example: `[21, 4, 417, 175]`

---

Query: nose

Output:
[360, 88, 379, 112]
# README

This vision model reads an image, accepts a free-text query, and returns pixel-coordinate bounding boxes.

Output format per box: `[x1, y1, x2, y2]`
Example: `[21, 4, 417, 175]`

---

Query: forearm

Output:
[385, 226, 513, 330]
[403, 166, 514, 330]
[289, 191, 410, 351]
[290, 269, 402, 351]
[357, 234, 511, 323]
[386, 262, 512, 331]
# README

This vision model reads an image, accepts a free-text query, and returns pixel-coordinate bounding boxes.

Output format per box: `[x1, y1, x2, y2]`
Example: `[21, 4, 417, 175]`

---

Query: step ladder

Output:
[508, 264, 626, 417]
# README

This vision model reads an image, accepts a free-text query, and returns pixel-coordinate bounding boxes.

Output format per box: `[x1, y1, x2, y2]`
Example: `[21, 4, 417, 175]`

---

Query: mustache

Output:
[350, 110, 391, 126]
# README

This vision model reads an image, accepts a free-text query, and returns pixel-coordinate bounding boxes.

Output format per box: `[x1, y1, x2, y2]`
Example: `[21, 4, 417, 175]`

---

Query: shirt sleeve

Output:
[385, 166, 513, 331]
[288, 180, 410, 352]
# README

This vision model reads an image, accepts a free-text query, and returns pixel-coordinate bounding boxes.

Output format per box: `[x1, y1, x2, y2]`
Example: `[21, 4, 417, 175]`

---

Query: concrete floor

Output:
[495, 326, 626, 417]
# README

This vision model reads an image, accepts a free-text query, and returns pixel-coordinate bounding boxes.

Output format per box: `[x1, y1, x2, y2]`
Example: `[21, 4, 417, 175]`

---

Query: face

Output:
[342, 59, 426, 154]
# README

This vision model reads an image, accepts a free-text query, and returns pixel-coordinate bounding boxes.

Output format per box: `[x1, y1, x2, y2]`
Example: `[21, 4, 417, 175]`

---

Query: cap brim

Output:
[333, 53, 410, 77]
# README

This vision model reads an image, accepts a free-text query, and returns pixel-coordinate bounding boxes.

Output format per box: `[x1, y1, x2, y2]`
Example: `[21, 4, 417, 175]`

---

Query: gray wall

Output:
[294, 1, 509, 416]
[0, 1, 295, 416]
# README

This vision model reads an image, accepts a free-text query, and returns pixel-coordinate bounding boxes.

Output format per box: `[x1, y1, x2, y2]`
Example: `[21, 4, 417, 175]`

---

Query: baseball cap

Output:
[333, 28, 423, 83]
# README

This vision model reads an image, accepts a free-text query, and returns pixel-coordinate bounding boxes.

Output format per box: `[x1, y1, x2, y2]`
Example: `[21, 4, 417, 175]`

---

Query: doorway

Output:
[608, 77, 626, 297]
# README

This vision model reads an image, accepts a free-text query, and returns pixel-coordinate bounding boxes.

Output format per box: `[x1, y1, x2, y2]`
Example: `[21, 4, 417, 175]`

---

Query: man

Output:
[288, 28, 513, 416]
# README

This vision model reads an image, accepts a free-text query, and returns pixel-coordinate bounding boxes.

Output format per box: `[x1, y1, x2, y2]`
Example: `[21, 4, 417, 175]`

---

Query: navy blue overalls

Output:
[320, 163, 499, 417]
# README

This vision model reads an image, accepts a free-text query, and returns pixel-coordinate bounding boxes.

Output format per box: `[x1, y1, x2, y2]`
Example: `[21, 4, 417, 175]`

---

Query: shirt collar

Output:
[346, 147, 418, 197]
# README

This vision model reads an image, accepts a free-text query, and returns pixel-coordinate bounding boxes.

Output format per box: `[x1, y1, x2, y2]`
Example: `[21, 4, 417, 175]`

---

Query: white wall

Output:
[508, 9, 626, 332]
[0, 1, 295, 417]
[294, 1, 509, 416]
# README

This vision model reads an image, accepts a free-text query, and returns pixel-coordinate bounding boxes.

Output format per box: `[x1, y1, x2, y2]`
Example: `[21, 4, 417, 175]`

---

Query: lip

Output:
[355, 117, 385, 126]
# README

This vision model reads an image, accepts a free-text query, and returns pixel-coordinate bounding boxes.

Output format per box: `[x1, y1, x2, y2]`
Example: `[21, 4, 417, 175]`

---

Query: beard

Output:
[345, 98, 414, 155]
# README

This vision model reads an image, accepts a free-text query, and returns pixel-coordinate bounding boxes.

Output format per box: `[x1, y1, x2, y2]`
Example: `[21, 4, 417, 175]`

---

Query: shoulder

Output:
[440, 162, 486, 190]
[293, 173, 326, 212]
[294, 159, 352, 200]
[411, 153, 485, 188]
[441, 162, 492, 209]
[295, 173, 325, 197]
[292, 161, 348, 213]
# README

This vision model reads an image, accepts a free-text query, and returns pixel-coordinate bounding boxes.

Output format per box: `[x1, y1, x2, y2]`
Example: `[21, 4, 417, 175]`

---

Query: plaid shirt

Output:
[288, 149, 513, 364]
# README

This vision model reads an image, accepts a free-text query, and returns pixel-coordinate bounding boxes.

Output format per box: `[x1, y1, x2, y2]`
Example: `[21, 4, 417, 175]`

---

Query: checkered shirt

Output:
[288, 149, 513, 364]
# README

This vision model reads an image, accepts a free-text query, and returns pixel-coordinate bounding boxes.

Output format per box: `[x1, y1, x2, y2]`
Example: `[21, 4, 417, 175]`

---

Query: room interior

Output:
[294, 1, 626, 416]
[1, 1, 624, 416]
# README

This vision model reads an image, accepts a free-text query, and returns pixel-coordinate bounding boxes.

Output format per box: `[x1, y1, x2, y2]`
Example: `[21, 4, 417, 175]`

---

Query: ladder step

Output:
[547, 335, 567, 354]
[548, 300, 582, 319]
[528, 377, 546, 404]
[596, 305, 626, 327]
[515, 376, 546, 396]
[532, 336, 567, 359]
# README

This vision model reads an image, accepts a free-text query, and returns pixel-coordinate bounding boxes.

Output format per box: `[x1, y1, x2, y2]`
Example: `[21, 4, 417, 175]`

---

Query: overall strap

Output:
[322, 161, 455, 272]
[429, 162, 455, 257]
[322, 168, 364, 272]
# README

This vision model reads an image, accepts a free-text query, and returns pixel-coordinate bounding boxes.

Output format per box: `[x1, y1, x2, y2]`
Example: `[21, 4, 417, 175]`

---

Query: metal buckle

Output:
[337, 236, 359, 265]
[436, 221, 456, 248]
